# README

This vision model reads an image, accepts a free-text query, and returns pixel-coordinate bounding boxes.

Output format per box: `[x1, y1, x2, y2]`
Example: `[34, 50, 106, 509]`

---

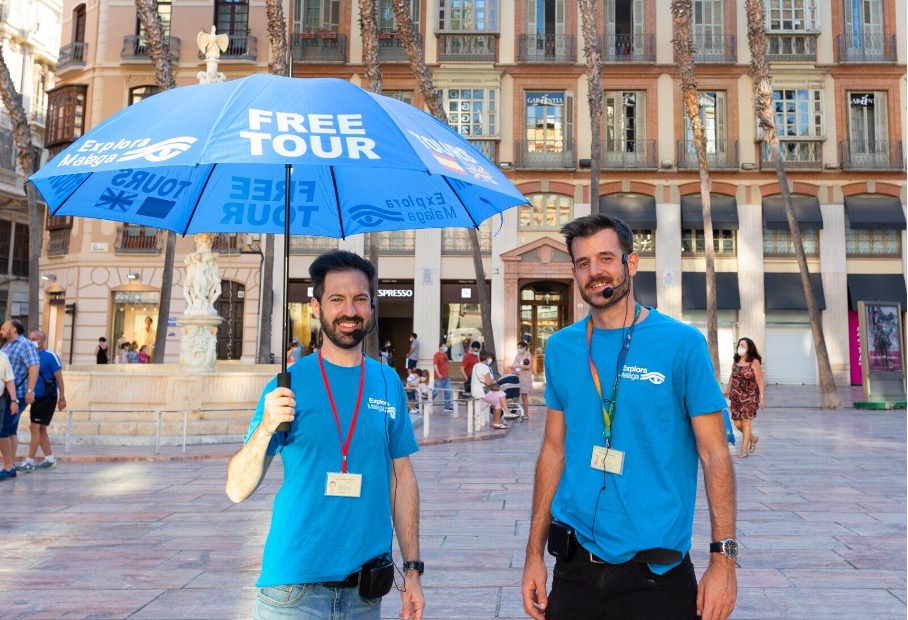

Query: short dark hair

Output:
[560, 213, 634, 263]
[10, 319, 25, 336]
[309, 250, 376, 302]
[470, 340, 481, 350]
[99, 337, 107, 343]
[412, 332, 418, 338]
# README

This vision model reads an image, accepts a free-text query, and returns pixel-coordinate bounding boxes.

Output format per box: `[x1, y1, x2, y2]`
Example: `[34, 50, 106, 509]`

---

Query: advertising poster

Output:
[864, 304, 902, 373]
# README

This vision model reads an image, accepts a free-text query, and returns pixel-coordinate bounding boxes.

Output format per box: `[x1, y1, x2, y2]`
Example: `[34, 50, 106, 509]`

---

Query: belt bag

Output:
[548, 520, 682, 565]
[358, 555, 394, 599]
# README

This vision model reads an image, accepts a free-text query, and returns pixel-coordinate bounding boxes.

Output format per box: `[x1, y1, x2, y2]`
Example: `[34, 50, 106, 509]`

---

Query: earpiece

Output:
[621, 253, 628, 264]
[603, 254, 630, 299]
[370, 298, 375, 311]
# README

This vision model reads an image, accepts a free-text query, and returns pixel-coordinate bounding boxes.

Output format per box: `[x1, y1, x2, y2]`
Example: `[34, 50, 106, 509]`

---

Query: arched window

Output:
[519, 193, 572, 230]
[73, 5, 87, 43]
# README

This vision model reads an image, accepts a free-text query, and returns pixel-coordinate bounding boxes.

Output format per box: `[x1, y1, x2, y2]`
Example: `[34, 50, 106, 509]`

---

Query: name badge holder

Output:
[320, 351, 366, 498]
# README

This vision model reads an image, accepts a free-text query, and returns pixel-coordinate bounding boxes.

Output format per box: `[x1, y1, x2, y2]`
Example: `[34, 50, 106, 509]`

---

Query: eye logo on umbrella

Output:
[349, 204, 406, 228]
[119, 137, 198, 163]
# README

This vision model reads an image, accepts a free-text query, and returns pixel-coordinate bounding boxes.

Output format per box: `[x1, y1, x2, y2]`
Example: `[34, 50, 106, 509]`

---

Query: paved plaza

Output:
[0, 390, 905, 619]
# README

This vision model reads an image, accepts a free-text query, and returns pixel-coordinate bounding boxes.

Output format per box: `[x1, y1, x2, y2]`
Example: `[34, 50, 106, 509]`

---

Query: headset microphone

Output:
[352, 298, 377, 341]
[600, 255, 629, 300]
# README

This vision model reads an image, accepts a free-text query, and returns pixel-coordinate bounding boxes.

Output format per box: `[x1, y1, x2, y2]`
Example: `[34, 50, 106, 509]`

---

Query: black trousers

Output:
[546, 552, 698, 620]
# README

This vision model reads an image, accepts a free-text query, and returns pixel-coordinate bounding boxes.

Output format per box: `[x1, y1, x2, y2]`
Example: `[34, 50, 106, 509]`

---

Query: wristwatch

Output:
[26, 388, 34, 394]
[402, 561, 425, 575]
[709, 539, 739, 559]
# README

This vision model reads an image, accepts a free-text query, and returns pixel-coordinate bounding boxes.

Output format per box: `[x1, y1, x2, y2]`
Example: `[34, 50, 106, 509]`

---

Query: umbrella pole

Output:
[276, 163, 292, 432]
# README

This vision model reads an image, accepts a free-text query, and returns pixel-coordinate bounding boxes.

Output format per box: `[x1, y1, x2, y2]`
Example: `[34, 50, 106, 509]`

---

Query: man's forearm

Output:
[27, 365, 38, 391]
[225, 425, 274, 503]
[702, 446, 736, 540]
[526, 443, 564, 559]
[391, 457, 421, 562]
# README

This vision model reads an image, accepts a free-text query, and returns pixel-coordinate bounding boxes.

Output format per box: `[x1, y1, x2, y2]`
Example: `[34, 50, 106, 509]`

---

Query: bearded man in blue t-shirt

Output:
[521, 214, 737, 620]
[227, 250, 425, 620]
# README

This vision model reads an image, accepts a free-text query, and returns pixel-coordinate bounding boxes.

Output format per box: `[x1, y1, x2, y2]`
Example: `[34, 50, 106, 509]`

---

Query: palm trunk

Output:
[745, 0, 839, 408]
[672, 0, 720, 377]
[579, 0, 603, 207]
[136, 0, 177, 363]
[389, 0, 496, 358]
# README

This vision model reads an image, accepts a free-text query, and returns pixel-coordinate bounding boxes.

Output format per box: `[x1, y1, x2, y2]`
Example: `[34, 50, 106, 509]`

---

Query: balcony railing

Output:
[57, 42, 88, 71]
[760, 140, 823, 169]
[692, 34, 736, 63]
[197, 34, 257, 61]
[363, 230, 415, 255]
[46, 229, 71, 256]
[839, 140, 904, 170]
[513, 139, 575, 169]
[517, 34, 576, 63]
[767, 33, 817, 62]
[211, 233, 243, 254]
[442, 226, 492, 255]
[468, 139, 497, 165]
[115, 225, 163, 254]
[677, 140, 740, 169]
[290, 32, 347, 63]
[289, 235, 339, 254]
[602, 34, 655, 62]
[836, 34, 897, 63]
[601, 139, 658, 169]
[377, 32, 421, 62]
[438, 33, 496, 61]
[121, 35, 181, 62]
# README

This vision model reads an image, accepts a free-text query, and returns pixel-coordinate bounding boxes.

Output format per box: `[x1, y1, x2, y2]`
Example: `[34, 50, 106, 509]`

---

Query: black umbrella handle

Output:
[275, 371, 292, 433]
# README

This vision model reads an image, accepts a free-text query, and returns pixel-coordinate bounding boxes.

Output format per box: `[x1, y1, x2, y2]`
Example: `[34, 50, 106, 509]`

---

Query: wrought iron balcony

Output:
[211, 233, 243, 254]
[602, 34, 655, 62]
[692, 34, 736, 63]
[197, 34, 257, 61]
[57, 42, 88, 71]
[115, 225, 163, 254]
[377, 32, 421, 62]
[839, 140, 903, 170]
[46, 229, 71, 256]
[290, 32, 347, 63]
[289, 235, 339, 254]
[517, 34, 576, 63]
[601, 139, 657, 169]
[438, 33, 496, 61]
[760, 140, 823, 169]
[121, 35, 181, 62]
[836, 34, 897, 63]
[363, 231, 415, 255]
[513, 139, 576, 169]
[767, 33, 817, 62]
[677, 140, 739, 170]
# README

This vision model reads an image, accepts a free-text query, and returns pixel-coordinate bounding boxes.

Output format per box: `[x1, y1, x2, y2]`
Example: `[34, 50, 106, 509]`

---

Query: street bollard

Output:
[182, 410, 188, 453]
[423, 400, 430, 439]
[65, 409, 73, 454]
[154, 410, 163, 455]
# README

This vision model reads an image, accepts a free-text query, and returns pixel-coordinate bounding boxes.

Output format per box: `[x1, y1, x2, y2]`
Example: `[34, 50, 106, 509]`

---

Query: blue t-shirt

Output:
[244, 354, 419, 587]
[34, 349, 63, 398]
[544, 309, 726, 572]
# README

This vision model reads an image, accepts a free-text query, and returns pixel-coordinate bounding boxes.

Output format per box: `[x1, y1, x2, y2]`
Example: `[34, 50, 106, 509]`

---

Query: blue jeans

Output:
[432, 377, 452, 409]
[254, 584, 381, 619]
[0, 398, 24, 438]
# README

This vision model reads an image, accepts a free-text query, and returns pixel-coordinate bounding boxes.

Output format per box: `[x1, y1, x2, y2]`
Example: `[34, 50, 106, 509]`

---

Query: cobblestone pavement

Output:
[0, 393, 904, 619]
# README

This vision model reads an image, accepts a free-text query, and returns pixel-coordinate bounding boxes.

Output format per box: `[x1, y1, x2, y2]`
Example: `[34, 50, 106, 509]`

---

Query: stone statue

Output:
[183, 233, 222, 316]
[197, 26, 229, 84]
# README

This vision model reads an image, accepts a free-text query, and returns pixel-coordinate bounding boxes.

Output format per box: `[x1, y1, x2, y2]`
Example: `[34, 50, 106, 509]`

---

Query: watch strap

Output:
[402, 560, 424, 575]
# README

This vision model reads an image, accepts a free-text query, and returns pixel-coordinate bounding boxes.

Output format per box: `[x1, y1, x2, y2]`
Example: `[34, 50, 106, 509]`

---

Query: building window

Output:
[681, 229, 736, 255]
[845, 229, 901, 257]
[634, 230, 655, 256]
[129, 85, 162, 106]
[379, 0, 420, 32]
[685, 92, 726, 153]
[520, 193, 572, 229]
[295, 0, 340, 32]
[438, 0, 498, 32]
[446, 88, 497, 137]
[364, 230, 416, 255]
[605, 91, 645, 153]
[215, 0, 248, 36]
[136, 0, 172, 37]
[442, 221, 492, 254]
[0, 129, 15, 172]
[383, 90, 414, 105]
[45, 85, 87, 148]
[763, 89, 824, 165]
[766, 0, 818, 31]
[525, 91, 572, 155]
[0, 220, 10, 274]
[73, 4, 87, 42]
[846, 92, 891, 165]
[12, 223, 29, 277]
[763, 229, 819, 257]
[289, 236, 339, 254]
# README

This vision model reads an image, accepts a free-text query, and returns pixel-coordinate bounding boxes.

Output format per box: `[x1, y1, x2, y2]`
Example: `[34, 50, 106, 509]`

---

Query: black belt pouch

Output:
[359, 554, 394, 599]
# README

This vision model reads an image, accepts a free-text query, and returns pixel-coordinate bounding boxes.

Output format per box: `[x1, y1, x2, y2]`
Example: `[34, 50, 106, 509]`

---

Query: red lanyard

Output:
[318, 350, 366, 473]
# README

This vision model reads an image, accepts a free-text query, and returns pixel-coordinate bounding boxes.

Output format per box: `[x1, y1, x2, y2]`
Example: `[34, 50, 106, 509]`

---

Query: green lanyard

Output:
[586, 303, 641, 447]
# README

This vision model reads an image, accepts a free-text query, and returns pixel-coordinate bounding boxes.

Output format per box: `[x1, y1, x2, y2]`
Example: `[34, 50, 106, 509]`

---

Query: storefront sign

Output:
[850, 93, 874, 107]
[461, 287, 472, 299]
[378, 288, 413, 298]
[525, 92, 564, 107]
[113, 291, 160, 304]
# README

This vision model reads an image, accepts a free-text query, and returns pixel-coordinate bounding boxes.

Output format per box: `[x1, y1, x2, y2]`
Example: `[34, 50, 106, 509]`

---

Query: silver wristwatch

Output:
[709, 539, 738, 559]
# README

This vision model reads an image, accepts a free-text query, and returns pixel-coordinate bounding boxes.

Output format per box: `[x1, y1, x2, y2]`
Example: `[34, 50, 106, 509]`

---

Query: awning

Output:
[633, 271, 657, 308]
[680, 194, 739, 230]
[844, 195, 907, 230]
[682, 272, 741, 309]
[763, 195, 824, 230]
[847, 274, 908, 310]
[599, 194, 657, 229]
[764, 273, 826, 310]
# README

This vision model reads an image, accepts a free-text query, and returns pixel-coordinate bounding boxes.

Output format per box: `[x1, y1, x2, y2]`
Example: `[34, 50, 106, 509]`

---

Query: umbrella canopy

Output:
[30, 75, 528, 236]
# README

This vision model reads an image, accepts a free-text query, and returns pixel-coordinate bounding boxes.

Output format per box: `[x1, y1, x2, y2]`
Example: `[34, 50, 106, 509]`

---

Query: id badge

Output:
[325, 472, 363, 497]
[591, 445, 625, 475]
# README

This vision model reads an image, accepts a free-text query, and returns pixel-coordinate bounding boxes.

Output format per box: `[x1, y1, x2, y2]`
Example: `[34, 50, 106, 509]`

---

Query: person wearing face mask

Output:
[510, 341, 534, 420]
[724, 338, 765, 458]
[432, 342, 453, 412]
[0, 320, 39, 481]
[470, 350, 510, 429]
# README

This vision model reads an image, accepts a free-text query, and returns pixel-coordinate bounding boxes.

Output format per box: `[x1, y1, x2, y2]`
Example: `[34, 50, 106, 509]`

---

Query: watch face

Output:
[723, 539, 738, 558]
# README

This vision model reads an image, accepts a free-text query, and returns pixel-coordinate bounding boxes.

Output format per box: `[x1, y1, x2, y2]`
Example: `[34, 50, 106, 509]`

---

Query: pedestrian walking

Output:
[509, 340, 534, 420]
[521, 214, 737, 620]
[94, 337, 109, 364]
[226, 250, 425, 620]
[406, 333, 420, 370]
[1, 351, 17, 436]
[725, 337, 765, 458]
[0, 320, 39, 481]
[17, 331, 64, 472]
[432, 342, 453, 411]
[379, 339, 394, 366]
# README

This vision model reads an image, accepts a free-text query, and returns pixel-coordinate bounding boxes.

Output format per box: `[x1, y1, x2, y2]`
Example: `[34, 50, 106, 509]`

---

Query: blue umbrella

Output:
[30, 74, 528, 407]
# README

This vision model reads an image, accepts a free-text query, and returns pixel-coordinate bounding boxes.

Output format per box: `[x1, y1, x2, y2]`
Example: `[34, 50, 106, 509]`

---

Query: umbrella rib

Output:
[329, 166, 345, 239]
[441, 176, 480, 230]
[43, 173, 94, 216]
[180, 165, 218, 236]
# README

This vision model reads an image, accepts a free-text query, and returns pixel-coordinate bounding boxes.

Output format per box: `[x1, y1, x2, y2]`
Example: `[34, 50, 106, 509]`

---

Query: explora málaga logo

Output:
[57, 137, 198, 168]
[621, 365, 666, 385]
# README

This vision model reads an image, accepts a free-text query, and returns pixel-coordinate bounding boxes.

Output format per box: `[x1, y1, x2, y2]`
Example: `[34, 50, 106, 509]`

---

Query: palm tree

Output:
[389, 0, 497, 358]
[0, 49, 41, 332]
[671, 0, 720, 377]
[135, 0, 177, 363]
[744, 0, 839, 408]
[579, 0, 603, 206]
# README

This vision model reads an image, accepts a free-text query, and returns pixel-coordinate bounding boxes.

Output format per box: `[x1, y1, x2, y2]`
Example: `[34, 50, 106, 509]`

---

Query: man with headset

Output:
[521, 214, 737, 620]
[227, 250, 425, 620]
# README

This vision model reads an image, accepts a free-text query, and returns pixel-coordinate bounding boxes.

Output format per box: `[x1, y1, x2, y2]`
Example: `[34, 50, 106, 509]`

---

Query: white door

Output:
[765, 326, 818, 385]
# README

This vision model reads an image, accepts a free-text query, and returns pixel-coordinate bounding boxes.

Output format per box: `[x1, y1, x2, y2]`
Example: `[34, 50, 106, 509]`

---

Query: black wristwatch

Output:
[709, 539, 738, 559]
[402, 560, 424, 575]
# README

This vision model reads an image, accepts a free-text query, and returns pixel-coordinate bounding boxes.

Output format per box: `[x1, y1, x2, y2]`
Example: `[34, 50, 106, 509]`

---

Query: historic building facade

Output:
[42, 0, 906, 385]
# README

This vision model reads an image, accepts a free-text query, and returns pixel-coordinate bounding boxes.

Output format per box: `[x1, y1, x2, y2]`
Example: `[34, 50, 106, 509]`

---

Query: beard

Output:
[319, 309, 371, 350]
[578, 275, 630, 310]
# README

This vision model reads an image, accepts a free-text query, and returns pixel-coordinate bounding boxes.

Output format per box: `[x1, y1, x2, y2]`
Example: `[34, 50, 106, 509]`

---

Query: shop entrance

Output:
[215, 280, 244, 360]
[519, 281, 569, 375]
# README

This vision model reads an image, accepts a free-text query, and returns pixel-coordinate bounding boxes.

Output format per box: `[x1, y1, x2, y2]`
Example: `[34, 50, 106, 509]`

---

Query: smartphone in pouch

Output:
[359, 555, 394, 599]
[547, 520, 576, 560]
